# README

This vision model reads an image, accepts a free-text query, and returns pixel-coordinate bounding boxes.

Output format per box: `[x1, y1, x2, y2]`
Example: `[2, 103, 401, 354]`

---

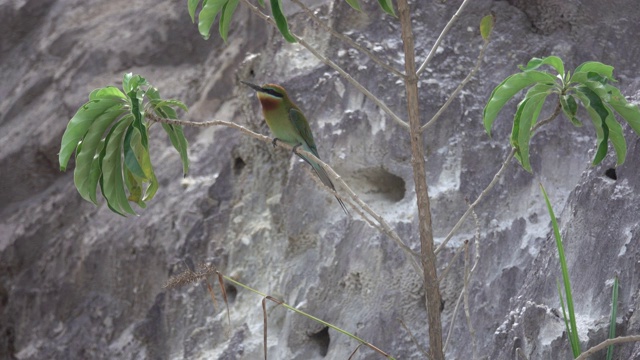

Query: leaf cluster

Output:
[59, 74, 189, 216]
[188, 0, 396, 44]
[484, 56, 640, 172]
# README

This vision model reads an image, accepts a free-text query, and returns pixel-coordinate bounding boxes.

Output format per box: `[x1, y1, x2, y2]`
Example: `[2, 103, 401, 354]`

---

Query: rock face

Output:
[1, 0, 640, 359]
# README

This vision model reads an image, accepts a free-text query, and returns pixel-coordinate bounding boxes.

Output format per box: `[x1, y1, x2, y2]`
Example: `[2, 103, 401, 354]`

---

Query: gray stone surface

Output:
[1, 0, 640, 359]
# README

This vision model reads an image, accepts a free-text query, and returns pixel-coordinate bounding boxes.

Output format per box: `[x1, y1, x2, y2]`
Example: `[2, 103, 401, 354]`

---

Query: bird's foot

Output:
[271, 138, 281, 148]
[292, 143, 302, 154]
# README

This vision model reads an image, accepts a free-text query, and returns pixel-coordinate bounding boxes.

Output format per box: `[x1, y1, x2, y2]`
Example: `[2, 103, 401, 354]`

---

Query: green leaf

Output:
[513, 92, 549, 172]
[147, 88, 190, 176]
[123, 73, 133, 93]
[123, 74, 147, 94]
[524, 83, 554, 98]
[575, 87, 611, 165]
[606, 85, 640, 135]
[257, 0, 265, 7]
[127, 89, 149, 149]
[560, 94, 581, 127]
[219, 0, 239, 43]
[345, 0, 362, 12]
[541, 184, 581, 358]
[604, 107, 626, 166]
[510, 98, 526, 163]
[188, 0, 200, 23]
[479, 13, 495, 41]
[89, 86, 127, 101]
[161, 123, 190, 176]
[60, 98, 123, 171]
[574, 61, 615, 81]
[143, 168, 159, 202]
[376, 0, 396, 16]
[124, 126, 148, 179]
[101, 117, 136, 216]
[519, 56, 565, 76]
[483, 70, 557, 137]
[152, 99, 189, 113]
[74, 103, 126, 203]
[124, 167, 144, 206]
[198, 0, 227, 40]
[556, 279, 573, 356]
[581, 87, 627, 165]
[570, 72, 611, 101]
[270, 0, 296, 43]
[89, 139, 106, 202]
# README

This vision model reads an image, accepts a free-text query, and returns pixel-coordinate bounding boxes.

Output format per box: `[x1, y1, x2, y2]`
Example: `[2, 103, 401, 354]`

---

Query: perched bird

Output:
[241, 81, 347, 214]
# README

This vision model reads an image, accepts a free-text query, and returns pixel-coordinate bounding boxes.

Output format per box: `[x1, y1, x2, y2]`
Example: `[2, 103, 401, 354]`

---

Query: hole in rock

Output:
[308, 326, 330, 357]
[233, 157, 246, 175]
[349, 167, 405, 203]
[224, 284, 238, 304]
[605, 168, 617, 180]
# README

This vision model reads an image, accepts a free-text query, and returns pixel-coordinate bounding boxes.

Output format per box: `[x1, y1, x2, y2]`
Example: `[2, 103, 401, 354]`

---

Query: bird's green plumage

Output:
[241, 81, 347, 214]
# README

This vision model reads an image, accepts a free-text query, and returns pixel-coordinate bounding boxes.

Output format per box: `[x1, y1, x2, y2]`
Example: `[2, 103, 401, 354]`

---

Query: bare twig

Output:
[239, 0, 409, 130]
[435, 100, 563, 254]
[146, 112, 422, 276]
[308, 154, 424, 276]
[396, 0, 443, 357]
[399, 319, 430, 359]
[442, 205, 480, 355]
[575, 335, 640, 360]
[531, 101, 562, 133]
[416, 0, 473, 76]
[290, 0, 405, 79]
[463, 205, 480, 358]
[443, 285, 464, 353]
[168, 265, 397, 359]
[262, 298, 268, 360]
[435, 148, 514, 254]
[347, 344, 363, 360]
[438, 239, 466, 283]
[303, 165, 422, 265]
[421, 38, 490, 132]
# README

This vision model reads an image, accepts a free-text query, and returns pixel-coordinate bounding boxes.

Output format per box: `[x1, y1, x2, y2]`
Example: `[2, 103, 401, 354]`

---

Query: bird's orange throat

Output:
[257, 94, 280, 112]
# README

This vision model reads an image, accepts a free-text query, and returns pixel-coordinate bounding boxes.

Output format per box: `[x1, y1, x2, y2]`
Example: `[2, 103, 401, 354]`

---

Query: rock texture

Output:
[1, 0, 640, 359]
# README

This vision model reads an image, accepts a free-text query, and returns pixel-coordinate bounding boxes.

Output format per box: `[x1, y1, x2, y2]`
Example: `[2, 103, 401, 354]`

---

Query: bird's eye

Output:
[265, 88, 284, 98]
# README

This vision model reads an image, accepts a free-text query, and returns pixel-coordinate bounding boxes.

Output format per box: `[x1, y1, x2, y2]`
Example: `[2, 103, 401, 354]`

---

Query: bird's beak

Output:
[240, 80, 265, 93]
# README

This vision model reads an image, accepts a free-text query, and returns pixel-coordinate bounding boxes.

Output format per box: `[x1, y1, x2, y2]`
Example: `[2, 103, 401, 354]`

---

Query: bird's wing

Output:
[289, 108, 319, 157]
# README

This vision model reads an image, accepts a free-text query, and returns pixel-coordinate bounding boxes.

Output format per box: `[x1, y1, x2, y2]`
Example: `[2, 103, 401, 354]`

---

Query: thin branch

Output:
[435, 100, 562, 255]
[310, 155, 424, 276]
[463, 206, 480, 359]
[531, 101, 562, 133]
[399, 319, 430, 359]
[575, 335, 640, 360]
[438, 239, 466, 283]
[443, 284, 464, 353]
[421, 38, 489, 132]
[240, 0, 409, 130]
[416, 0, 472, 76]
[169, 265, 397, 359]
[435, 147, 514, 254]
[303, 165, 422, 263]
[290, 0, 405, 79]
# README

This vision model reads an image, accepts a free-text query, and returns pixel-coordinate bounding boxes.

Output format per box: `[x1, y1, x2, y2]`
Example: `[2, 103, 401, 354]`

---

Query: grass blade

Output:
[541, 183, 581, 357]
[606, 275, 619, 360]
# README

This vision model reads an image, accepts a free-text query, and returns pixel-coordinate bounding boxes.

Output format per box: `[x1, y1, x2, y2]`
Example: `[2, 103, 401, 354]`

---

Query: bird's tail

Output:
[299, 154, 348, 215]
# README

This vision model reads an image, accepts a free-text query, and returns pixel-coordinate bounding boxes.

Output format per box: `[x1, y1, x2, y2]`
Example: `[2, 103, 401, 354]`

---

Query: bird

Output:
[241, 81, 348, 215]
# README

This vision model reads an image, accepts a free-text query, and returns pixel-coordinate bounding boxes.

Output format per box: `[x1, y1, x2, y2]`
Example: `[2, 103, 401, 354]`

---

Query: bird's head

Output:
[241, 81, 289, 111]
